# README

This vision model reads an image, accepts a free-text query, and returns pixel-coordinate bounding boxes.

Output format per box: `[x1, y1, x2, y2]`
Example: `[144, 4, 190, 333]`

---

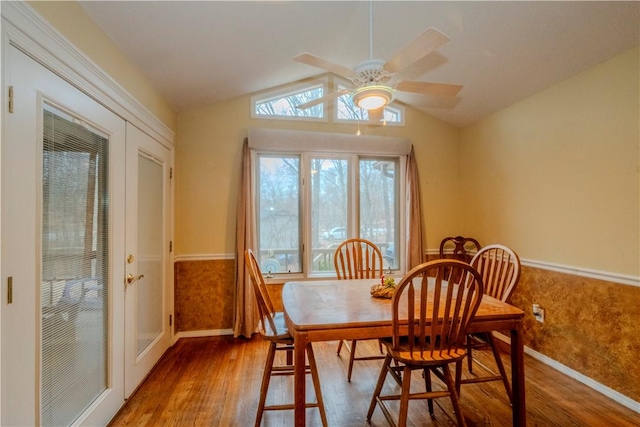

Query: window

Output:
[309, 157, 398, 273]
[251, 79, 327, 121]
[251, 129, 409, 279]
[41, 105, 109, 426]
[250, 77, 404, 126]
[256, 155, 301, 274]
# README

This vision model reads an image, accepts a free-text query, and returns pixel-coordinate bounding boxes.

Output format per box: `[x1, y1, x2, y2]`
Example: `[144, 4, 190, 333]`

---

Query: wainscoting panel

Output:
[172, 256, 640, 406]
[511, 265, 640, 403]
[174, 259, 235, 333]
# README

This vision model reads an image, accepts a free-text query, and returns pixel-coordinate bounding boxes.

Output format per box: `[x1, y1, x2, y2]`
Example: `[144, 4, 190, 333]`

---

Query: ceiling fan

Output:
[293, 1, 462, 123]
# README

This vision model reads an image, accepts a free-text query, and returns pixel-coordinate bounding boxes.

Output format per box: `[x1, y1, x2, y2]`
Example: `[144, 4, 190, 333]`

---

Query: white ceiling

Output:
[79, 1, 639, 128]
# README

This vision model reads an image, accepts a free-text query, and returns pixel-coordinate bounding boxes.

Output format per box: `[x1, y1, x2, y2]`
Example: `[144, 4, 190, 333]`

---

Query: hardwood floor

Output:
[109, 336, 640, 426]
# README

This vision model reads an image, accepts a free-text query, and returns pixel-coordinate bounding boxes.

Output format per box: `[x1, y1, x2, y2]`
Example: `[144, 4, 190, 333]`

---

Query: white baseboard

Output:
[493, 332, 640, 414]
[173, 328, 234, 343]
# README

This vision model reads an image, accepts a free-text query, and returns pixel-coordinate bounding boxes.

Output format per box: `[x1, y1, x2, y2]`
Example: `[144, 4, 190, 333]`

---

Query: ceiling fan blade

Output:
[367, 107, 384, 124]
[293, 53, 355, 79]
[295, 89, 350, 110]
[384, 28, 449, 74]
[396, 80, 462, 97]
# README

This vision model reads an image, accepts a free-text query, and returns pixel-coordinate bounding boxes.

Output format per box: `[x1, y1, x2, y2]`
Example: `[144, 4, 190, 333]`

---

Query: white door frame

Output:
[2, 45, 127, 426]
[1, 2, 175, 423]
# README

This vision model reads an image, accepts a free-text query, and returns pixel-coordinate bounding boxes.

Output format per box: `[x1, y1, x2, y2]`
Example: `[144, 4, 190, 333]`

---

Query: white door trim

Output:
[1, 1, 174, 148]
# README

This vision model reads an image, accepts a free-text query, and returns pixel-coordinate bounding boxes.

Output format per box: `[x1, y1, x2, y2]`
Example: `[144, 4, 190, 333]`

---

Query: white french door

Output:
[1, 46, 125, 425]
[124, 123, 172, 397]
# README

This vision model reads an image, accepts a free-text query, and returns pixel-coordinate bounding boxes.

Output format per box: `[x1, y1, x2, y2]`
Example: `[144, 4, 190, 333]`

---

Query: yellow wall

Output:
[175, 94, 462, 255]
[28, 1, 176, 131]
[14, 0, 640, 405]
[460, 47, 640, 276]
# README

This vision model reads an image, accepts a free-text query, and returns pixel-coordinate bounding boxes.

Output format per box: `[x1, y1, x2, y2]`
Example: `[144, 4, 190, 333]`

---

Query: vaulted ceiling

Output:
[79, 1, 639, 128]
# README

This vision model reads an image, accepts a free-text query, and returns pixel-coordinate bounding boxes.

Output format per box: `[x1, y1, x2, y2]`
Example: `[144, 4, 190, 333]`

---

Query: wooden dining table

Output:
[283, 278, 526, 427]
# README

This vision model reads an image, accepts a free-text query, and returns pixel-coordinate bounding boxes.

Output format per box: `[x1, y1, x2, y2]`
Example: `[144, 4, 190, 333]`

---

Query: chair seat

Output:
[259, 311, 291, 342]
[382, 336, 467, 366]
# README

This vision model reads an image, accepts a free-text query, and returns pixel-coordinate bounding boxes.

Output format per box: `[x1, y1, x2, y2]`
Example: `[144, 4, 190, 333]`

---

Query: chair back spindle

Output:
[470, 244, 521, 302]
[334, 238, 383, 280]
[391, 259, 483, 362]
[245, 249, 281, 337]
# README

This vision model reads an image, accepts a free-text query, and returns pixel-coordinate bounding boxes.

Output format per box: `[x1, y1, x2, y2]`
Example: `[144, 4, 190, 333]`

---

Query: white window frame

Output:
[249, 128, 409, 281]
[250, 77, 329, 122]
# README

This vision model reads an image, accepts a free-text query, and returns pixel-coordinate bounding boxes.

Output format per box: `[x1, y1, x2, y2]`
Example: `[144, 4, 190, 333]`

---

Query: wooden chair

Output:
[333, 238, 386, 382]
[244, 249, 327, 427]
[439, 235, 481, 262]
[366, 259, 484, 427]
[439, 236, 481, 283]
[456, 244, 521, 403]
[334, 238, 384, 280]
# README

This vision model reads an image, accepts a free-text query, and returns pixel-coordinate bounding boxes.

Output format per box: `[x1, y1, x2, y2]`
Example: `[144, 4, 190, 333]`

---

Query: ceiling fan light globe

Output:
[352, 86, 394, 110]
[357, 95, 387, 110]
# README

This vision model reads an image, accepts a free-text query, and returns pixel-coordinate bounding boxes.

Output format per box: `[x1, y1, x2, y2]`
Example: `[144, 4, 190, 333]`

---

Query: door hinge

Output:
[170, 167, 173, 179]
[169, 241, 173, 252]
[7, 277, 13, 304]
[169, 314, 173, 327]
[8, 86, 14, 113]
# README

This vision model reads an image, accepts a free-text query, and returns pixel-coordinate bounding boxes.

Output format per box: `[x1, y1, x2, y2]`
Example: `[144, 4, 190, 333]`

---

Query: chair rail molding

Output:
[425, 249, 639, 287]
[521, 258, 639, 288]
[1, 1, 175, 147]
[173, 254, 235, 262]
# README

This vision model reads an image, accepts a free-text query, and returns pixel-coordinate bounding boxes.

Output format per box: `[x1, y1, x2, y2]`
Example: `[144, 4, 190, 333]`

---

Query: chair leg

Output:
[423, 368, 434, 417]
[466, 334, 474, 373]
[487, 333, 513, 404]
[255, 342, 277, 427]
[366, 353, 392, 421]
[306, 343, 328, 427]
[455, 360, 463, 397]
[442, 364, 467, 427]
[397, 364, 413, 427]
[347, 340, 357, 382]
[337, 339, 344, 356]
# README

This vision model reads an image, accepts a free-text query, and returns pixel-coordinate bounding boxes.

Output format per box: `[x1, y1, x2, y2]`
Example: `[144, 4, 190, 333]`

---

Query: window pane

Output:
[255, 86, 323, 118]
[336, 91, 367, 121]
[41, 107, 108, 426]
[136, 154, 164, 356]
[257, 155, 300, 273]
[360, 159, 398, 270]
[310, 158, 349, 273]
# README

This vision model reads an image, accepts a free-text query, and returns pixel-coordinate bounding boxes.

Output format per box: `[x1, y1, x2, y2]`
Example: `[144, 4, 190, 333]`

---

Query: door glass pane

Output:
[360, 159, 398, 270]
[257, 155, 300, 274]
[136, 154, 164, 356]
[41, 106, 108, 426]
[311, 158, 348, 273]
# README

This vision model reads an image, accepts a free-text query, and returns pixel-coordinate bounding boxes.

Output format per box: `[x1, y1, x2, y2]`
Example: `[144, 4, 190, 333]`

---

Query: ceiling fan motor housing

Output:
[352, 59, 394, 86]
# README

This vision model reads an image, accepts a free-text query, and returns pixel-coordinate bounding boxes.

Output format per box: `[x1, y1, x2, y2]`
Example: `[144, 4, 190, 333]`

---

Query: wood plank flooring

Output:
[109, 336, 640, 426]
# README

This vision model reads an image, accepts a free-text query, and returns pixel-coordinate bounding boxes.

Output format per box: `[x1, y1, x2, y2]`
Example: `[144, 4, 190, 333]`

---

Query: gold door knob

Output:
[126, 273, 144, 285]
